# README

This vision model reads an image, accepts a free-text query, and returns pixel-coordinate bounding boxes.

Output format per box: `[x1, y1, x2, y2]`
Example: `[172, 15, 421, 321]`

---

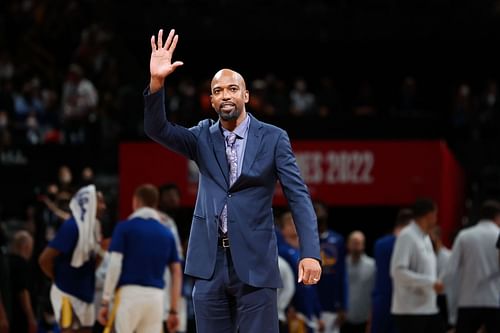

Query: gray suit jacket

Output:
[144, 88, 320, 288]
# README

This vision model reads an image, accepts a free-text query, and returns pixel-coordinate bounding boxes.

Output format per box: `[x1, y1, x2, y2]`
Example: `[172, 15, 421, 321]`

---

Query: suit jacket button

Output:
[228, 194, 232, 198]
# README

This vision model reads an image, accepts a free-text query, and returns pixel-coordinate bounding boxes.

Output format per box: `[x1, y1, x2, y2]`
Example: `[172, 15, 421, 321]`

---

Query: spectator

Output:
[56, 165, 74, 192]
[370, 207, 413, 333]
[443, 200, 500, 333]
[158, 183, 181, 217]
[155, 185, 187, 333]
[267, 76, 289, 117]
[277, 210, 324, 333]
[314, 200, 347, 333]
[390, 198, 445, 333]
[289, 78, 316, 116]
[451, 82, 474, 133]
[38, 185, 107, 333]
[8, 230, 37, 333]
[98, 184, 182, 333]
[352, 79, 376, 116]
[13, 78, 44, 123]
[61, 64, 98, 144]
[342, 231, 375, 333]
[316, 76, 341, 118]
[430, 225, 454, 329]
[80, 167, 95, 187]
[397, 76, 420, 116]
[158, 182, 191, 241]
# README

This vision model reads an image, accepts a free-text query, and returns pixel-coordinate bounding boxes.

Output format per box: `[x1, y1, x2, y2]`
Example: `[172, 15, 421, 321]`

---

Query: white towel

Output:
[70, 184, 98, 268]
[128, 206, 161, 220]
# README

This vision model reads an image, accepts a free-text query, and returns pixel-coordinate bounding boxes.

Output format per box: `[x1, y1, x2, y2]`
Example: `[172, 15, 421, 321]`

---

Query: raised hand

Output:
[150, 29, 184, 93]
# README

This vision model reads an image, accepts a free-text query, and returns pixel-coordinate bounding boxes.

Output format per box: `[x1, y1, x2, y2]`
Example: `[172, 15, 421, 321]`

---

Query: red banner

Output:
[119, 140, 464, 245]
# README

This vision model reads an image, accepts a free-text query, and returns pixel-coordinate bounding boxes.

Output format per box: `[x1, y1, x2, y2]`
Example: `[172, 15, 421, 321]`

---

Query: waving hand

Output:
[150, 29, 184, 93]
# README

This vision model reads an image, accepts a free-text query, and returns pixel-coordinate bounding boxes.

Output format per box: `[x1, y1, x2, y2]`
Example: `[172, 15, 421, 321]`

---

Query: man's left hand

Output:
[297, 258, 322, 285]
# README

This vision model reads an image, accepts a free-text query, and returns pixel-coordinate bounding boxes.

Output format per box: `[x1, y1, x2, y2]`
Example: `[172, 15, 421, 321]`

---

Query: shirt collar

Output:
[221, 113, 251, 140]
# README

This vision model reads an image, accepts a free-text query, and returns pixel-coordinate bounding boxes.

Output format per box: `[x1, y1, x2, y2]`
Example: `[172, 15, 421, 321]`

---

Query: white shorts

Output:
[320, 311, 340, 333]
[50, 284, 95, 328]
[113, 285, 164, 333]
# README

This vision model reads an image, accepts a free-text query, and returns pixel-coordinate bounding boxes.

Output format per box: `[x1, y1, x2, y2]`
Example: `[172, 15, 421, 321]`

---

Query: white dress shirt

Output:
[390, 221, 438, 315]
[443, 220, 500, 308]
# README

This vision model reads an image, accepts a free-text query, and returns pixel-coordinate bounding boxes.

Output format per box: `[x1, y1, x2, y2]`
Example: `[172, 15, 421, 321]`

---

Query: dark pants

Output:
[192, 246, 278, 333]
[393, 314, 445, 333]
[278, 320, 288, 333]
[92, 321, 104, 333]
[437, 294, 451, 329]
[370, 300, 397, 333]
[340, 321, 367, 333]
[455, 307, 500, 333]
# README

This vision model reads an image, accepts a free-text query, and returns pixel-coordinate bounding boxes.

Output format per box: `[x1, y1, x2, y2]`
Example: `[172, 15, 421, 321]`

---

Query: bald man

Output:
[144, 28, 322, 333]
[8, 231, 37, 333]
[342, 231, 375, 333]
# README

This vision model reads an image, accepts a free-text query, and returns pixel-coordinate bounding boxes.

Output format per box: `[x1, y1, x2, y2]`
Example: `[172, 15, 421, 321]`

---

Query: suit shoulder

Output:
[194, 118, 213, 130]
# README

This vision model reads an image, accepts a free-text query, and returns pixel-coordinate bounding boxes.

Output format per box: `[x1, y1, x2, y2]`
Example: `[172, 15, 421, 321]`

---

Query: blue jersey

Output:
[109, 217, 179, 289]
[48, 217, 96, 303]
[277, 234, 322, 323]
[317, 229, 348, 312]
[370, 234, 398, 333]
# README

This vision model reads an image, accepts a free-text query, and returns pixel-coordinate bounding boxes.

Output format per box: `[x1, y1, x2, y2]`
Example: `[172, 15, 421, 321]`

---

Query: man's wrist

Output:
[149, 77, 165, 94]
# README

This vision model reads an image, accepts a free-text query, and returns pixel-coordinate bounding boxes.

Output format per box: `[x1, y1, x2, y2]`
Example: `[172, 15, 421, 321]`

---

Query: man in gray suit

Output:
[143, 28, 322, 333]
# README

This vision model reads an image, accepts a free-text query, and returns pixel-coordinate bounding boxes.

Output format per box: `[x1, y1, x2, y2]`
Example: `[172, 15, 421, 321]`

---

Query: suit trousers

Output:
[192, 245, 279, 333]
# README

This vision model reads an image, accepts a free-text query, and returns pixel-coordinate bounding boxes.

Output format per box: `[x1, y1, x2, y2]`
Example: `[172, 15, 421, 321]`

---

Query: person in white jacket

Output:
[442, 200, 500, 333]
[390, 198, 445, 333]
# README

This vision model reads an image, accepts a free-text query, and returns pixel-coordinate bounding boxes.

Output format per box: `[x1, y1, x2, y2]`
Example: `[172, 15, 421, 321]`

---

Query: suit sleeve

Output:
[275, 131, 321, 261]
[143, 87, 201, 161]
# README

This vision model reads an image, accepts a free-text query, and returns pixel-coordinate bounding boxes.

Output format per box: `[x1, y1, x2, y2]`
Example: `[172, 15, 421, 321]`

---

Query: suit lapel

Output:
[209, 120, 230, 187]
[240, 114, 263, 177]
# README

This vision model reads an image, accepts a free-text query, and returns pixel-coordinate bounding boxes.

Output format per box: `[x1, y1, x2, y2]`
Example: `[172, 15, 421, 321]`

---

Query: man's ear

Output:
[244, 90, 249, 103]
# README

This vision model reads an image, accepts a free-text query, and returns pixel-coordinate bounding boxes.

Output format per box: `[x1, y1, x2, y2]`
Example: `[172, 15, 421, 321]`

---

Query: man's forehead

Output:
[211, 69, 245, 88]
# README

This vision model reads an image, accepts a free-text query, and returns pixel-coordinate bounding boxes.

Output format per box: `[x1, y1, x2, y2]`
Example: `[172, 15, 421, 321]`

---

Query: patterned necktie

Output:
[220, 132, 237, 234]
